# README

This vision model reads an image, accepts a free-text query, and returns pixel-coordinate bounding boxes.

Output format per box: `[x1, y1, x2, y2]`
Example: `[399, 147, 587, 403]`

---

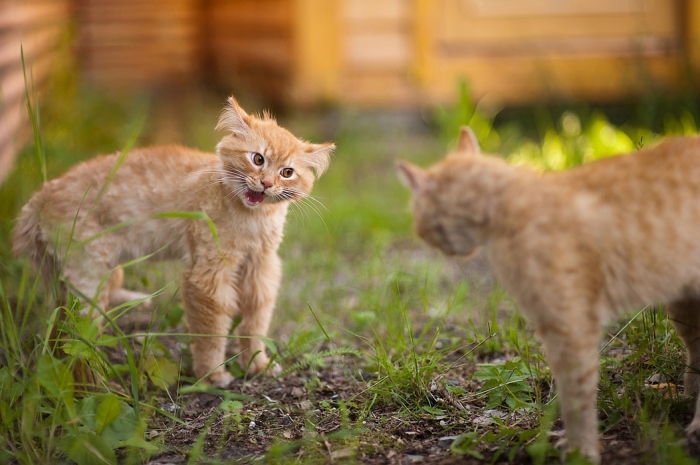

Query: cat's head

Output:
[398, 127, 498, 257]
[215, 96, 334, 208]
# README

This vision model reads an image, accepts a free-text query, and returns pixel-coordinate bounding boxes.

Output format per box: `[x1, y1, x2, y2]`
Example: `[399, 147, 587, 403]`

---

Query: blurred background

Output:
[2, 0, 700, 182]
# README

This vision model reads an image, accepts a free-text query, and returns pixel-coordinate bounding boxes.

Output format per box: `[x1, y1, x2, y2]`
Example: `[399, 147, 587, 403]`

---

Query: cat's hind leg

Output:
[107, 267, 153, 308]
[62, 256, 113, 318]
[236, 252, 282, 376]
[666, 296, 700, 438]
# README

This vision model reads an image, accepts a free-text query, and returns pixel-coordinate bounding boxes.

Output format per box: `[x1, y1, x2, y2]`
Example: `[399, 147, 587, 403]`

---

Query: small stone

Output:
[299, 400, 313, 410]
[161, 403, 180, 414]
[249, 421, 256, 428]
[438, 435, 460, 448]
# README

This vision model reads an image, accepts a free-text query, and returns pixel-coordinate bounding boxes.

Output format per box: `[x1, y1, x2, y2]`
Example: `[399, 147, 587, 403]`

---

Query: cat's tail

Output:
[12, 193, 59, 284]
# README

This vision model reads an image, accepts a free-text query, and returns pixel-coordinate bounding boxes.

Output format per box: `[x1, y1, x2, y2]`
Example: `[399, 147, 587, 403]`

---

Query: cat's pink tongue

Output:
[245, 189, 265, 205]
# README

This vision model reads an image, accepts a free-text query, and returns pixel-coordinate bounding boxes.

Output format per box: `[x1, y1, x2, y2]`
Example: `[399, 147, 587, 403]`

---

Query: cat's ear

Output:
[216, 96, 252, 138]
[304, 142, 335, 178]
[397, 160, 427, 192]
[457, 126, 480, 153]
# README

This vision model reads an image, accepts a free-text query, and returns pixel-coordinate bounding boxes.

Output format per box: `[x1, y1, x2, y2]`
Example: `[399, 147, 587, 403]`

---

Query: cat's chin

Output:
[244, 189, 265, 207]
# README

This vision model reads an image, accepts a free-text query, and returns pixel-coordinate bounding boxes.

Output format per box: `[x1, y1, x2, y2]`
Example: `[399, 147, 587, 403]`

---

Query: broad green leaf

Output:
[36, 354, 76, 419]
[65, 433, 117, 465]
[421, 405, 445, 416]
[101, 403, 142, 445]
[121, 433, 160, 452]
[95, 395, 121, 435]
[0, 401, 15, 428]
[143, 355, 179, 390]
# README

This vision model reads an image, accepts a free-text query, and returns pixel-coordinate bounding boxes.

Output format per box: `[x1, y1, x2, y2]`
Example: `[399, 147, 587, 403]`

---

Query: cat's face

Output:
[215, 97, 334, 208]
[400, 168, 482, 257]
[398, 127, 487, 257]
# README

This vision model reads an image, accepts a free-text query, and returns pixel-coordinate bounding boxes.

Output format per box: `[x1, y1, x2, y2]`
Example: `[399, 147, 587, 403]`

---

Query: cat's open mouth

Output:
[244, 189, 265, 206]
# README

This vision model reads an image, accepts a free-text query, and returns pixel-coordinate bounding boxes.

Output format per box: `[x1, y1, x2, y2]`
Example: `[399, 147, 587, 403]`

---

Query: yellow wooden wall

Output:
[0, 0, 70, 182]
[70, 0, 697, 107]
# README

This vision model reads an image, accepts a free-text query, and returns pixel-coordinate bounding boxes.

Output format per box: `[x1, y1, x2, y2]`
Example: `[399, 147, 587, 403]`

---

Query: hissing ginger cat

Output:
[13, 97, 334, 388]
[399, 127, 700, 462]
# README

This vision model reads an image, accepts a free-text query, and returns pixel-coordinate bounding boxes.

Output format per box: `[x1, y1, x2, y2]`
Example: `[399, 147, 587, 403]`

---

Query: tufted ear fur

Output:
[304, 142, 334, 178]
[397, 160, 428, 193]
[457, 126, 480, 153]
[215, 96, 252, 138]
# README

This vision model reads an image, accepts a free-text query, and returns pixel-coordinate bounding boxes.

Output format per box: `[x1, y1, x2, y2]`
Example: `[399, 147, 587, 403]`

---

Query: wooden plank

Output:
[345, 31, 412, 68]
[78, 23, 198, 40]
[437, 36, 678, 58]
[466, 0, 648, 17]
[0, 25, 65, 69]
[428, 55, 680, 104]
[436, 0, 677, 42]
[342, 70, 418, 107]
[413, 0, 435, 87]
[0, 1, 70, 30]
[208, 0, 291, 31]
[210, 36, 292, 72]
[0, 99, 25, 158]
[342, 0, 408, 22]
[0, 51, 55, 116]
[686, 0, 700, 78]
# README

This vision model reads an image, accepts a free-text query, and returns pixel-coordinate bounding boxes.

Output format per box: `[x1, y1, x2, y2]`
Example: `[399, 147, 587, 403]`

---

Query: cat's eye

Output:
[280, 168, 294, 178]
[252, 152, 265, 166]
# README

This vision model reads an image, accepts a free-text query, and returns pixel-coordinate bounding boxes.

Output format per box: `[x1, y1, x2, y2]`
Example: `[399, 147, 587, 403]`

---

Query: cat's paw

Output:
[243, 356, 281, 377]
[109, 289, 153, 308]
[207, 369, 235, 389]
[686, 419, 700, 457]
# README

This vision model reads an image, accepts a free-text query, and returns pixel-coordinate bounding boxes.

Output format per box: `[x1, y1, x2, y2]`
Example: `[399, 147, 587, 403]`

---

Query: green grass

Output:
[1, 75, 699, 464]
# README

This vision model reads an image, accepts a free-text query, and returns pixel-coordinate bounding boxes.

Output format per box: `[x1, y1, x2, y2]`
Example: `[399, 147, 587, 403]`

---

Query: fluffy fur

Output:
[13, 96, 334, 388]
[399, 127, 700, 462]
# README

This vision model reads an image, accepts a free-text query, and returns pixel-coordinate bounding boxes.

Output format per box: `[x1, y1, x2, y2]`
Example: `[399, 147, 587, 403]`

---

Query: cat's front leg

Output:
[181, 266, 238, 388]
[538, 315, 602, 463]
[236, 251, 282, 376]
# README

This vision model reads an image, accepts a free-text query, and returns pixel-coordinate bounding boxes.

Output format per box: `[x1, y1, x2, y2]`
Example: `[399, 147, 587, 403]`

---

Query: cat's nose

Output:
[261, 179, 273, 189]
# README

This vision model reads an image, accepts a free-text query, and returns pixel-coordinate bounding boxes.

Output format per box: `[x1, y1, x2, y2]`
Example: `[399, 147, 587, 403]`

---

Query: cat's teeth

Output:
[245, 189, 265, 205]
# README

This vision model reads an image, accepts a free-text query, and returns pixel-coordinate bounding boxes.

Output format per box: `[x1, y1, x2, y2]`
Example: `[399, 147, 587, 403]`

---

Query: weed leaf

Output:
[65, 433, 116, 465]
[144, 355, 179, 390]
[95, 395, 121, 435]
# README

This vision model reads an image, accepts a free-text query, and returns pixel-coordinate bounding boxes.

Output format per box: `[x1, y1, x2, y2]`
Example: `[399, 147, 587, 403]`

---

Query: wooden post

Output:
[684, 0, 700, 87]
[292, 0, 342, 104]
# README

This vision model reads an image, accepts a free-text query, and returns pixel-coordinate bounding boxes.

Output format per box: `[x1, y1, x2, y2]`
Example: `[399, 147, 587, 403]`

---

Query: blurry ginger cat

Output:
[399, 127, 700, 462]
[13, 96, 334, 388]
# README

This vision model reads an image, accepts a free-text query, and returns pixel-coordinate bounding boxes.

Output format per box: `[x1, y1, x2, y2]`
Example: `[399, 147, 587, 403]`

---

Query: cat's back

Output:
[40, 145, 214, 201]
[55, 145, 214, 187]
[555, 136, 700, 199]
[25, 145, 220, 230]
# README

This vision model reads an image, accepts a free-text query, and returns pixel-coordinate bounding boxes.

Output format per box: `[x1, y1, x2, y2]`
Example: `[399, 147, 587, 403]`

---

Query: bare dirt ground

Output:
[127, 254, 685, 464]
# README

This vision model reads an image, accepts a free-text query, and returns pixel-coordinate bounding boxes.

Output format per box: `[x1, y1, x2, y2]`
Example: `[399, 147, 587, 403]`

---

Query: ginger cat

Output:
[13, 96, 334, 388]
[399, 127, 700, 462]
